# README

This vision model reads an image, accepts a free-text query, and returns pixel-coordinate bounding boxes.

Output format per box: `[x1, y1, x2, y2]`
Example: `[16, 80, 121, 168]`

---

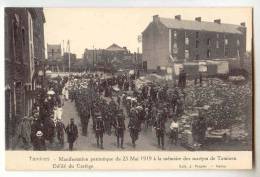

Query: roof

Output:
[47, 44, 61, 50]
[159, 17, 244, 34]
[106, 43, 126, 51]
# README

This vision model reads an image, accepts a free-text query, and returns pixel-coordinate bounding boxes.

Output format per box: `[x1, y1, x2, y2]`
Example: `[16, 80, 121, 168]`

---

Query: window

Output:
[185, 32, 189, 45]
[22, 28, 25, 46]
[237, 39, 240, 46]
[196, 40, 199, 48]
[237, 50, 240, 57]
[51, 49, 54, 59]
[12, 20, 18, 58]
[216, 34, 219, 38]
[172, 42, 178, 54]
[196, 54, 199, 60]
[5, 12, 10, 61]
[173, 31, 177, 38]
[185, 37, 189, 45]
[216, 40, 219, 48]
[207, 49, 211, 58]
[196, 32, 199, 38]
[207, 38, 211, 46]
[225, 48, 228, 57]
[28, 11, 34, 72]
[225, 39, 228, 45]
[12, 22, 18, 41]
[185, 50, 189, 59]
[173, 43, 177, 49]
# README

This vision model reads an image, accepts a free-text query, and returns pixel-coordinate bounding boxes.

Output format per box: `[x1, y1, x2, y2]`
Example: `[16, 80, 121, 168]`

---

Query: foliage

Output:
[184, 79, 252, 129]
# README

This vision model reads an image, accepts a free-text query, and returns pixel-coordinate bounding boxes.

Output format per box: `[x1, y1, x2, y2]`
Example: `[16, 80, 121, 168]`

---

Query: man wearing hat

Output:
[113, 109, 126, 149]
[170, 118, 179, 145]
[93, 114, 105, 149]
[31, 117, 44, 146]
[33, 131, 46, 151]
[82, 105, 90, 136]
[15, 116, 32, 149]
[44, 116, 55, 144]
[116, 95, 121, 106]
[65, 118, 78, 151]
[128, 114, 140, 148]
[57, 119, 65, 146]
[197, 114, 207, 146]
[153, 112, 166, 150]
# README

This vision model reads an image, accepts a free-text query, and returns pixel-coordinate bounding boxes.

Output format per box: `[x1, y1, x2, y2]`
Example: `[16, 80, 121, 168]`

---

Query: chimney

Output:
[153, 15, 159, 23]
[214, 19, 221, 24]
[175, 15, 181, 20]
[240, 22, 246, 27]
[195, 17, 201, 22]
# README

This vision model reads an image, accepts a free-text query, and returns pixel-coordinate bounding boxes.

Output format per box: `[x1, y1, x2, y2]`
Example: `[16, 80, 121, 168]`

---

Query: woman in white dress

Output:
[64, 87, 69, 100]
[53, 105, 58, 121]
[56, 104, 63, 121]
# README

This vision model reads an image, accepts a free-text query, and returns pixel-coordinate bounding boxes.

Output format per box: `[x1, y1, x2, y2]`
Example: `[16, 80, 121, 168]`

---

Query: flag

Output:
[137, 35, 142, 43]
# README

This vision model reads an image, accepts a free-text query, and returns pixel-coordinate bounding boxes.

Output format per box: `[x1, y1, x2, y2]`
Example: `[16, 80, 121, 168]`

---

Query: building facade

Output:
[5, 8, 45, 149]
[46, 44, 63, 72]
[83, 43, 142, 71]
[142, 15, 246, 70]
[46, 44, 78, 72]
[47, 44, 62, 60]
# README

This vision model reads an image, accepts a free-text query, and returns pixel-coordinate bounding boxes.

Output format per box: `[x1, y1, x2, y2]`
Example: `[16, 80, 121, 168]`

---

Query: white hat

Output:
[36, 131, 43, 137]
[136, 106, 143, 110]
[97, 116, 102, 119]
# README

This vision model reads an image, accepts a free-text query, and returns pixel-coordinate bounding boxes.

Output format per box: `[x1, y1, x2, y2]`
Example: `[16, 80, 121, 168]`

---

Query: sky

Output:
[44, 8, 252, 58]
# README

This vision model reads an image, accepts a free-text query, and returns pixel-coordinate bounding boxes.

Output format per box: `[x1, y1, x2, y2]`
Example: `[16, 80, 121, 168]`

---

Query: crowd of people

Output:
[14, 75, 79, 150]
[14, 71, 207, 151]
[64, 71, 206, 150]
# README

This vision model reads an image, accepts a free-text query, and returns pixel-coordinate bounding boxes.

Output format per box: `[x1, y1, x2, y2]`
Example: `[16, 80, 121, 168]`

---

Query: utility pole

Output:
[62, 40, 65, 72]
[137, 47, 139, 68]
[137, 35, 142, 72]
[67, 40, 71, 73]
[93, 45, 95, 71]
[62, 40, 65, 55]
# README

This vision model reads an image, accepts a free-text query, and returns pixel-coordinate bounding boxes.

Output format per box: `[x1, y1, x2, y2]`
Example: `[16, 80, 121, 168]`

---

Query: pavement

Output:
[61, 99, 186, 151]
[12, 94, 250, 151]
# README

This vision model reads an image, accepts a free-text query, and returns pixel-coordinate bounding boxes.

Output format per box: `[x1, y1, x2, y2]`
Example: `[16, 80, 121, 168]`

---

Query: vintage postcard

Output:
[4, 7, 253, 170]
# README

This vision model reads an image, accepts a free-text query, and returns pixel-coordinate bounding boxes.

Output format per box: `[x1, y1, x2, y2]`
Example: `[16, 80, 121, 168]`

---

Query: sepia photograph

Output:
[4, 7, 253, 153]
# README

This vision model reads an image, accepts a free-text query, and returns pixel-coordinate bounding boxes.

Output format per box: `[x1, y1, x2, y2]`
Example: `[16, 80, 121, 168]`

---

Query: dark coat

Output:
[33, 137, 46, 151]
[128, 118, 140, 132]
[57, 122, 65, 136]
[113, 116, 126, 135]
[93, 119, 105, 134]
[65, 123, 78, 143]
[153, 119, 166, 136]
[31, 120, 44, 141]
[44, 119, 55, 140]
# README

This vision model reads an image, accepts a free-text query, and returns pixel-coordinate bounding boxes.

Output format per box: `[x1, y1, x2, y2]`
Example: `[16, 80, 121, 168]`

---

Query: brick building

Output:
[5, 8, 45, 149]
[142, 15, 246, 71]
